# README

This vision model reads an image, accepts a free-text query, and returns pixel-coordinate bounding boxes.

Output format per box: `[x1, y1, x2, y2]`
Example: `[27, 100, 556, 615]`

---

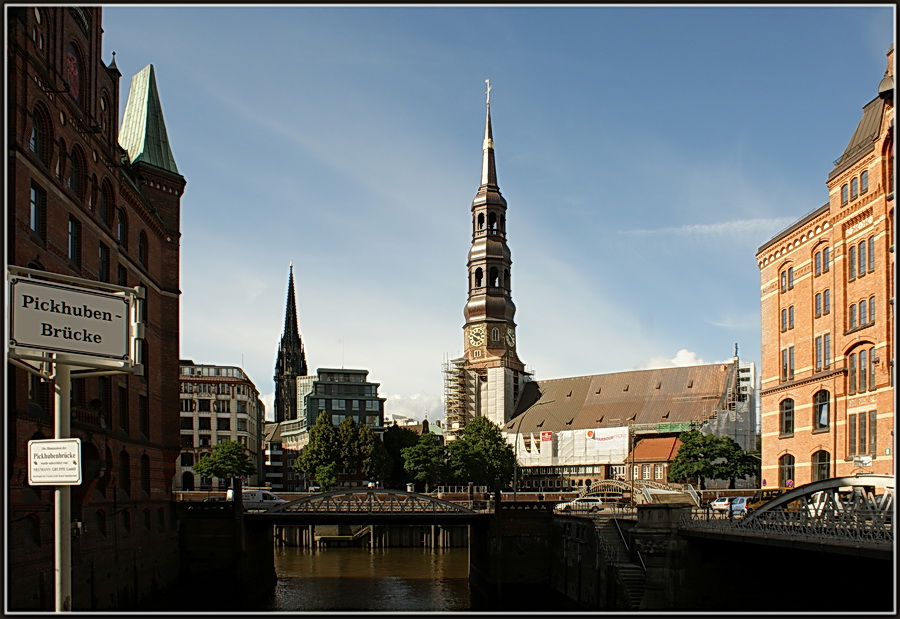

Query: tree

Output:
[314, 462, 339, 490]
[446, 416, 516, 487]
[192, 440, 256, 488]
[294, 411, 340, 483]
[668, 430, 757, 489]
[382, 424, 420, 488]
[359, 424, 392, 482]
[401, 431, 447, 492]
[338, 416, 361, 474]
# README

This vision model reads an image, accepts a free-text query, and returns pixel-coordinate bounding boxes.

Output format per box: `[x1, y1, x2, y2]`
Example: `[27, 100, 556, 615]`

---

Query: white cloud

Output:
[385, 393, 444, 423]
[619, 217, 796, 241]
[634, 349, 708, 370]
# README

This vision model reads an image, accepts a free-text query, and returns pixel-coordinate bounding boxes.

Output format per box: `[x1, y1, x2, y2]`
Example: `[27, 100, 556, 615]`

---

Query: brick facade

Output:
[756, 45, 894, 489]
[7, 7, 185, 609]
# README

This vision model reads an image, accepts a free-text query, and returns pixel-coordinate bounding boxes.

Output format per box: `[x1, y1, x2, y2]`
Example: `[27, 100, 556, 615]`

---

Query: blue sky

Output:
[100, 4, 894, 422]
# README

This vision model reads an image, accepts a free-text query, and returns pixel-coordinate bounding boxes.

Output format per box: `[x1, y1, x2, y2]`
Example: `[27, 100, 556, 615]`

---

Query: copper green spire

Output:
[118, 64, 179, 174]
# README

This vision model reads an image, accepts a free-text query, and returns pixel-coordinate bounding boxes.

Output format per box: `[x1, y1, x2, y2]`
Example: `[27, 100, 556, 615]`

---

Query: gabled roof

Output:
[505, 362, 736, 435]
[118, 64, 179, 175]
[632, 436, 682, 462]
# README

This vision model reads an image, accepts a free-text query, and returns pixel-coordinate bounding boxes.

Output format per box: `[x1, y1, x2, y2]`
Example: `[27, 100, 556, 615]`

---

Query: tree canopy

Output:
[668, 430, 758, 489]
[192, 440, 256, 485]
[382, 424, 420, 488]
[294, 411, 340, 483]
[401, 431, 447, 492]
[446, 416, 516, 487]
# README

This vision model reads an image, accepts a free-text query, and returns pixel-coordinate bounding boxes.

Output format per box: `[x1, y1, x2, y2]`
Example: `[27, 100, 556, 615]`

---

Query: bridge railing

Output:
[681, 507, 893, 546]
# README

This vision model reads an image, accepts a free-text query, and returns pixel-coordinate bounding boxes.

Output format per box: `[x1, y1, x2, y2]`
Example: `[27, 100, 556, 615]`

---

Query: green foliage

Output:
[446, 416, 515, 487]
[314, 462, 339, 490]
[382, 424, 420, 488]
[401, 432, 447, 492]
[192, 440, 256, 483]
[359, 424, 392, 482]
[338, 416, 361, 473]
[668, 430, 757, 489]
[294, 411, 339, 478]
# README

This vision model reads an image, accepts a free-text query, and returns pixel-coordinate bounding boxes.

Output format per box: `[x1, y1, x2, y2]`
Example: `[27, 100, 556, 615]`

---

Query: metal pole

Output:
[53, 357, 72, 612]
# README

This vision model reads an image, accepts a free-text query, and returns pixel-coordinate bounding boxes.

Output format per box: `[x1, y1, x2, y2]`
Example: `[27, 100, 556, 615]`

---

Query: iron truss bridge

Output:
[244, 488, 492, 525]
[679, 475, 893, 560]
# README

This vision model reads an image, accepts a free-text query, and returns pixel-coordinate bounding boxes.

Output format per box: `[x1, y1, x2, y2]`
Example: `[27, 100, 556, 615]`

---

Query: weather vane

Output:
[485, 79, 492, 105]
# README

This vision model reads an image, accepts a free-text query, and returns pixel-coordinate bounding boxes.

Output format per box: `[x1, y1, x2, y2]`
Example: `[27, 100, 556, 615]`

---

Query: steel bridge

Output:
[243, 488, 492, 525]
[678, 474, 893, 559]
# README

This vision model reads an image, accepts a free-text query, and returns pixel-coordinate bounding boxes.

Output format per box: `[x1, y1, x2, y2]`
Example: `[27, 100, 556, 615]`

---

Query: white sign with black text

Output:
[28, 439, 82, 486]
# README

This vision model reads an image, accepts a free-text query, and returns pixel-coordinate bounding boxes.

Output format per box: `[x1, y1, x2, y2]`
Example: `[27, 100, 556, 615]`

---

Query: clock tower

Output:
[446, 81, 529, 438]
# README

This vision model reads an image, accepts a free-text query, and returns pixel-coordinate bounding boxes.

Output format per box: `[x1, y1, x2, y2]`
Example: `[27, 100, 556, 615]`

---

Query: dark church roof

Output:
[504, 362, 737, 435]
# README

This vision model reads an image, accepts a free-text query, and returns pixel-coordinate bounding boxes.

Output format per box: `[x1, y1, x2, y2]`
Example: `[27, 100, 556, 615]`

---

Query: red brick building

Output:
[7, 7, 185, 609]
[756, 45, 894, 489]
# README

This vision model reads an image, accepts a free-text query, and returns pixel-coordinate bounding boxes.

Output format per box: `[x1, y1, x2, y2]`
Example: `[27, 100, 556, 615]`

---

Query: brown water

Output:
[264, 546, 472, 611]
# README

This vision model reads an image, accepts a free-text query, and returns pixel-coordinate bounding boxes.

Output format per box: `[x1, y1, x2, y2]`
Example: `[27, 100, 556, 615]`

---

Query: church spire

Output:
[118, 64, 179, 174]
[481, 79, 497, 188]
[274, 262, 308, 422]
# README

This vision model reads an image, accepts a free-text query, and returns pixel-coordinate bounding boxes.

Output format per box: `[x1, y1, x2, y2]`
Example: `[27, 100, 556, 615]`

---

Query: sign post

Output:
[8, 268, 141, 612]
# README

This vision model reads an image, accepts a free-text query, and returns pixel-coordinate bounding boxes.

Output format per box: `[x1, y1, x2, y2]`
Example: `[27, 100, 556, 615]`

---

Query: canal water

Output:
[264, 546, 471, 611]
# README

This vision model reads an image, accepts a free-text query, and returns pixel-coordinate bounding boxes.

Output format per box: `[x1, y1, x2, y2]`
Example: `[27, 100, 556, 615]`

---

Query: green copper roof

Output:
[118, 64, 179, 175]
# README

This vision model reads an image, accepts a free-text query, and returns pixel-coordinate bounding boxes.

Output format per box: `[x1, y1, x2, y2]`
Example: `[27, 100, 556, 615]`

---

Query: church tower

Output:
[445, 82, 530, 440]
[274, 262, 308, 422]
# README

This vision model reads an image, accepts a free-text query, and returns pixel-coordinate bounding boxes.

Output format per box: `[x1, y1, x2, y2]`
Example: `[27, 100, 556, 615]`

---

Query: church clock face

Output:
[505, 328, 516, 347]
[468, 325, 486, 346]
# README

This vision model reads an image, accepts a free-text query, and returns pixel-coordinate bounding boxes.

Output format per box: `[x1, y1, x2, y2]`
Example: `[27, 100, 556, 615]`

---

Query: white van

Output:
[225, 488, 287, 509]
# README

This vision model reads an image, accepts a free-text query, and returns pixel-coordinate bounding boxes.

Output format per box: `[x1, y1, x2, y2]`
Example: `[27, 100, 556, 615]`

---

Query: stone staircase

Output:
[595, 519, 646, 610]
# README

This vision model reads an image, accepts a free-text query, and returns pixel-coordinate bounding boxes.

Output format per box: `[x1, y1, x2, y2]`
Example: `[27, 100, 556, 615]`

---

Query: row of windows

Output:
[778, 451, 833, 486]
[848, 347, 878, 395]
[37, 377, 151, 437]
[779, 234, 876, 292]
[29, 181, 149, 270]
[814, 333, 832, 372]
[181, 435, 250, 448]
[778, 413, 877, 486]
[779, 391, 831, 435]
[849, 297, 876, 329]
[180, 398, 251, 414]
[847, 236, 876, 281]
[472, 265, 511, 290]
[22, 507, 165, 548]
[839, 170, 869, 205]
[330, 414, 381, 427]
[180, 416, 249, 431]
[310, 398, 381, 412]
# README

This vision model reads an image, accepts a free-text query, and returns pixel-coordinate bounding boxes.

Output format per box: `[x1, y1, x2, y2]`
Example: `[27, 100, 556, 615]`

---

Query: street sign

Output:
[28, 439, 82, 485]
[9, 276, 131, 361]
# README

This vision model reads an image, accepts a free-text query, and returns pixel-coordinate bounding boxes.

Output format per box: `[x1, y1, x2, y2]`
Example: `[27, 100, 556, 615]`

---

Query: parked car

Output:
[308, 485, 321, 492]
[729, 496, 752, 516]
[709, 497, 731, 511]
[555, 497, 604, 513]
[748, 488, 785, 512]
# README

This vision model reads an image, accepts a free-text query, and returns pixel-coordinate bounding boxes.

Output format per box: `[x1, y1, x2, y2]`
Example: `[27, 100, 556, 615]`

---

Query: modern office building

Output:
[7, 6, 185, 609]
[177, 361, 265, 491]
[444, 83, 532, 441]
[755, 44, 894, 488]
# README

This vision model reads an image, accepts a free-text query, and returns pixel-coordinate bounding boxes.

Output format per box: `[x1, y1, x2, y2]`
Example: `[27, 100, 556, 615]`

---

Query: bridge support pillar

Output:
[631, 503, 693, 610]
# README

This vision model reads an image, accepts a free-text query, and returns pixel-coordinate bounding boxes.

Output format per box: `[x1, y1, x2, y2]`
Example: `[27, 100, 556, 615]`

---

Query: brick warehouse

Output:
[7, 7, 185, 610]
[756, 45, 894, 488]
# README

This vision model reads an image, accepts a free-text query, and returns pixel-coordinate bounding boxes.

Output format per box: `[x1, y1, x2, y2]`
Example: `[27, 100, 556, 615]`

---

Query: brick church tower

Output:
[444, 82, 530, 440]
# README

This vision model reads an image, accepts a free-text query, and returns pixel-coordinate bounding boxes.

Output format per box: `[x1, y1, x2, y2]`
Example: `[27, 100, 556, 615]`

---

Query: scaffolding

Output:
[443, 357, 471, 443]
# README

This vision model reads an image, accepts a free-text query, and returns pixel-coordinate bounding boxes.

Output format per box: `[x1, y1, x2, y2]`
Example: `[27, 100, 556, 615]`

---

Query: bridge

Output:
[242, 488, 494, 525]
[675, 475, 893, 559]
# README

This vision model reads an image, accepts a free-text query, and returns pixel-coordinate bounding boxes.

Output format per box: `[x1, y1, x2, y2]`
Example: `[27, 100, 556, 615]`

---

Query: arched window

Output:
[850, 177, 859, 200]
[813, 390, 829, 430]
[138, 230, 148, 266]
[99, 181, 114, 227]
[477, 213, 485, 230]
[488, 212, 497, 232]
[118, 450, 131, 496]
[140, 454, 151, 495]
[868, 346, 876, 391]
[116, 208, 128, 247]
[489, 266, 499, 287]
[860, 299, 868, 325]
[182, 472, 195, 492]
[840, 184, 848, 205]
[491, 327, 500, 341]
[779, 399, 794, 436]
[848, 353, 858, 395]
[68, 146, 86, 199]
[811, 450, 831, 482]
[860, 170, 869, 193]
[778, 454, 795, 488]
[29, 104, 52, 165]
[858, 350, 868, 393]
[474, 267, 483, 288]
[65, 42, 82, 104]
